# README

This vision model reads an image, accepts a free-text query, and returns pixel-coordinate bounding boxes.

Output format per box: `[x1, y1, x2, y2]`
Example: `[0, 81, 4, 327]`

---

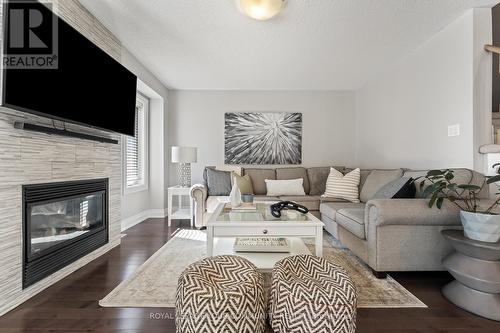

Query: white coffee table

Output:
[206, 202, 325, 270]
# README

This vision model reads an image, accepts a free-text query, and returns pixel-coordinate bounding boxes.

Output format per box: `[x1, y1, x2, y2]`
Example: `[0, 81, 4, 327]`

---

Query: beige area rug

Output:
[100, 229, 426, 308]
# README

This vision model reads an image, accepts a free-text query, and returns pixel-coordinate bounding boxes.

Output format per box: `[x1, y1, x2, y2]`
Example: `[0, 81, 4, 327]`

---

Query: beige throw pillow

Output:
[232, 173, 254, 194]
[323, 168, 361, 203]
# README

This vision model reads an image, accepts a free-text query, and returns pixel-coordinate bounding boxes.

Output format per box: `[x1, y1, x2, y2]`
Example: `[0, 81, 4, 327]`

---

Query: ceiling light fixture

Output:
[237, 0, 287, 21]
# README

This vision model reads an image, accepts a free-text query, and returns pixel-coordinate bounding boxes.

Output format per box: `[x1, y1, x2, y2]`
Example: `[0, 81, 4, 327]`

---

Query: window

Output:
[124, 93, 149, 194]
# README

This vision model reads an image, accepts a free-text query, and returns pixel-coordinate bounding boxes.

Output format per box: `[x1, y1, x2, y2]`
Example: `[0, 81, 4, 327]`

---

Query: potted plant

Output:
[418, 167, 500, 243]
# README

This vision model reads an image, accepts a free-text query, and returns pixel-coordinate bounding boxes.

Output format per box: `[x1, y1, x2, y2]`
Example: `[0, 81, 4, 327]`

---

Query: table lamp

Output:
[171, 146, 197, 187]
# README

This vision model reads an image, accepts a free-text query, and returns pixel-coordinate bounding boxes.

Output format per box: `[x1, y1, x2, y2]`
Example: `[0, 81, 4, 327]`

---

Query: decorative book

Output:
[234, 237, 290, 253]
[224, 202, 257, 211]
[232, 203, 257, 210]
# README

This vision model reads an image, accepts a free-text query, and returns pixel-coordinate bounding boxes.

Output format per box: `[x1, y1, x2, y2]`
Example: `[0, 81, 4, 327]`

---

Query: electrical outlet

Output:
[448, 124, 460, 137]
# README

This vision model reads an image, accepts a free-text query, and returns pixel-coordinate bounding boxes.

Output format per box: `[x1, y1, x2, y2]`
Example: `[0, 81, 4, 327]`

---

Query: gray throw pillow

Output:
[206, 168, 232, 196]
[373, 177, 416, 199]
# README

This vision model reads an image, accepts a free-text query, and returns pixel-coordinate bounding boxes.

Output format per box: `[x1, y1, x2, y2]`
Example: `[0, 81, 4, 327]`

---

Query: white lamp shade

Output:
[171, 146, 197, 163]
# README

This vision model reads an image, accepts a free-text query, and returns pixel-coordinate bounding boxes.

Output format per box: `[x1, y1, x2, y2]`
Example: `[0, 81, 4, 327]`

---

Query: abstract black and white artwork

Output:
[225, 112, 302, 165]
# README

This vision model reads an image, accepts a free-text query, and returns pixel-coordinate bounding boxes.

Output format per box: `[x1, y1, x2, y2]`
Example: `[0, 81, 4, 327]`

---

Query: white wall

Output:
[473, 8, 493, 173]
[356, 10, 481, 170]
[120, 49, 169, 223]
[164, 9, 493, 190]
[168, 90, 356, 184]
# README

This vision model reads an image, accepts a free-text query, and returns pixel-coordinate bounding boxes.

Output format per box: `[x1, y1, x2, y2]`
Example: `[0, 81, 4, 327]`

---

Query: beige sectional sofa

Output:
[191, 166, 336, 226]
[322, 168, 488, 277]
[190, 166, 489, 277]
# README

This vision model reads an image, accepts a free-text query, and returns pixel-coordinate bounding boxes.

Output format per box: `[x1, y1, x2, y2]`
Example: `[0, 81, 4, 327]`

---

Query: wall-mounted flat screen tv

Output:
[1, 0, 138, 136]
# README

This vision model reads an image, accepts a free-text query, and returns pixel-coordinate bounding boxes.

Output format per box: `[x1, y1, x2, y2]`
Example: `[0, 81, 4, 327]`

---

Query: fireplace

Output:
[22, 179, 109, 288]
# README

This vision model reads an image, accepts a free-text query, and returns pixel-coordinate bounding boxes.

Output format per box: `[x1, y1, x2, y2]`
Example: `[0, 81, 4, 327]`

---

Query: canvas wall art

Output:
[224, 112, 302, 165]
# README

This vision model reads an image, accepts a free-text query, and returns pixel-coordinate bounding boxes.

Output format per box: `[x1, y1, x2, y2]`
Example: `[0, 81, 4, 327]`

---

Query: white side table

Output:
[167, 186, 193, 227]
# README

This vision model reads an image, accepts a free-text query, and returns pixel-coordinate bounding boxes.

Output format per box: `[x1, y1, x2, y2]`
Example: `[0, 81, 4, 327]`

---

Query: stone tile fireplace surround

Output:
[0, 0, 123, 316]
[0, 109, 122, 316]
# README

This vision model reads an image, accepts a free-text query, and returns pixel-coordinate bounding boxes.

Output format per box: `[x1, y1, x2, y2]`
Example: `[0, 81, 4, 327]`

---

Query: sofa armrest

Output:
[365, 199, 461, 227]
[190, 183, 208, 228]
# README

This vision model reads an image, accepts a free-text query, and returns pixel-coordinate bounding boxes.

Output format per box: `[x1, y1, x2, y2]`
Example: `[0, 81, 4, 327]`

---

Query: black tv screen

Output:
[1, 1, 138, 136]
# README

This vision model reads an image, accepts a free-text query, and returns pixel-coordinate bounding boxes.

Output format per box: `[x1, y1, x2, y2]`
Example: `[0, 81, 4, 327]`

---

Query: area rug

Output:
[99, 229, 426, 308]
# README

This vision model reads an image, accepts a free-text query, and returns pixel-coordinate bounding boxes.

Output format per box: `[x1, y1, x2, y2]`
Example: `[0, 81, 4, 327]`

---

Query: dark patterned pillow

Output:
[206, 168, 232, 196]
[373, 177, 416, 199]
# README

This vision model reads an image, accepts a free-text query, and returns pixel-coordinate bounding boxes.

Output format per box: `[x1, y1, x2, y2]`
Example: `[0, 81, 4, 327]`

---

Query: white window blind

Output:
[125, 94, 148, 190]
[126, 106, 141, 187]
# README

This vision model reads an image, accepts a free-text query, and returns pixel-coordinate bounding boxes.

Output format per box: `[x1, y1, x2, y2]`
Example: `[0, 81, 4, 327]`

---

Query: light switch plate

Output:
[448, 124, 460, 137]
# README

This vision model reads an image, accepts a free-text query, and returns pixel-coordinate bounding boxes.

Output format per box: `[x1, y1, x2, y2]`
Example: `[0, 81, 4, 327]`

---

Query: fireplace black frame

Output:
[22, 178, 109, 288]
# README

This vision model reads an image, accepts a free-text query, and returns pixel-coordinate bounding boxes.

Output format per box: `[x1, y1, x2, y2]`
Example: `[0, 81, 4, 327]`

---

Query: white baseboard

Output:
[121, 208, 168, 231]
[148, 208, 168, 218]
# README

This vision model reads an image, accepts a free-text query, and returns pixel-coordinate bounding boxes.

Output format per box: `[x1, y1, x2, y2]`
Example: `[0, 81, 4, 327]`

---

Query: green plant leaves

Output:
[421, 182, 442, 198]
[420, 168, 493, 212]
[429, 193, 438, 208]
[436, 197, 444, 209]
[457, 184, 481, 190]
[487, 175, 500, 184]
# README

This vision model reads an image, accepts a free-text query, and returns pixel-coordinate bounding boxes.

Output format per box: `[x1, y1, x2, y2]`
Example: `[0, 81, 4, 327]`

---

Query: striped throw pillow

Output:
[322, 168, 361, 203]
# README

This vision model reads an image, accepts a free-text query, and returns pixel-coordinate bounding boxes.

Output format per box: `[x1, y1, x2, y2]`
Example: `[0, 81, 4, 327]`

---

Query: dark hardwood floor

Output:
[1, 218, 500, 332]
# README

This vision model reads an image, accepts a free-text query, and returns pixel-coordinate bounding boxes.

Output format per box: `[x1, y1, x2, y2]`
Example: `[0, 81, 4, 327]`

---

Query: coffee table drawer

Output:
[213, 226, 317, 237]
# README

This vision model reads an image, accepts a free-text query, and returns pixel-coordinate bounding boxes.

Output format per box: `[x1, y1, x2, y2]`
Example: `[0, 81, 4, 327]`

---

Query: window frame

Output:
[122, 92, 149, 195]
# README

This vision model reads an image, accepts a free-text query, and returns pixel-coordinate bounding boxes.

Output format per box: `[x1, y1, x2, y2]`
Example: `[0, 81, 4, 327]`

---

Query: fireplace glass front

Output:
[23, 179, 108, 288]
[29, 193, 104, 256]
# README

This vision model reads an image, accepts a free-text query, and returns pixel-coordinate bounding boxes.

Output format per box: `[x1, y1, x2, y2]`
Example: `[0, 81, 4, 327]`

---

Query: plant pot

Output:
[460, 211, 500, 243]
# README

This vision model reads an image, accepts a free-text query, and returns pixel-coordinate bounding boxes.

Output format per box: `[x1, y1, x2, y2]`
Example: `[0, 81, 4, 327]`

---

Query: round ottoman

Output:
[269, 255, 357, 333]
[175, 255, 266, 333]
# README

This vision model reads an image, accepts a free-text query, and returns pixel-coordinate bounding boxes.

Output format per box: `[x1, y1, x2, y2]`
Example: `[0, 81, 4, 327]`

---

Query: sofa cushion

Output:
[359, 169, 404, 203]
[324, 168, 360, 203]
[321, 197, 351, 203]
[243, 168, 276, 195]
[233, 173, 254, 194]
[319, 202, 365, 220]
[307, 166, 345, 195]
[278, 195, 322, 211]
[206, 168, 232, 196]
[203, 166, 242, 183]
[276, 167, 310, 194]
[265, 179, 306, 196]
[307, 167, 330, 195]
[359, 170, 372, 192]
[344, 168, 371, 193]
[336, 209, 366, 239]
[373, 177, 416, 199]
[471, 170, 490, 199]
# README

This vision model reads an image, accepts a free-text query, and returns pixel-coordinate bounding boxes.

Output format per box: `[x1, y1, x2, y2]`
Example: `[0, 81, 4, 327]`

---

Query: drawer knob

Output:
[263, 229, 268, 234]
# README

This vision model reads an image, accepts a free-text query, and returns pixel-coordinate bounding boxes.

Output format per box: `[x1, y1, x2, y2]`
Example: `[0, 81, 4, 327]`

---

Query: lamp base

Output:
[178, 163, 191, 188]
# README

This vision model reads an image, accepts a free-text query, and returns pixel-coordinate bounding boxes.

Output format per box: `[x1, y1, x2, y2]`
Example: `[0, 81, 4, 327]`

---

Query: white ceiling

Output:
[79, 0, 498, 90]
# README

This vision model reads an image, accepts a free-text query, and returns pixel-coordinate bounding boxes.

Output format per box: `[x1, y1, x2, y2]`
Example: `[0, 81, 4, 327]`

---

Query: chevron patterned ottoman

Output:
[175, 255, 266, 333]
[269, 255, 357, 333]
